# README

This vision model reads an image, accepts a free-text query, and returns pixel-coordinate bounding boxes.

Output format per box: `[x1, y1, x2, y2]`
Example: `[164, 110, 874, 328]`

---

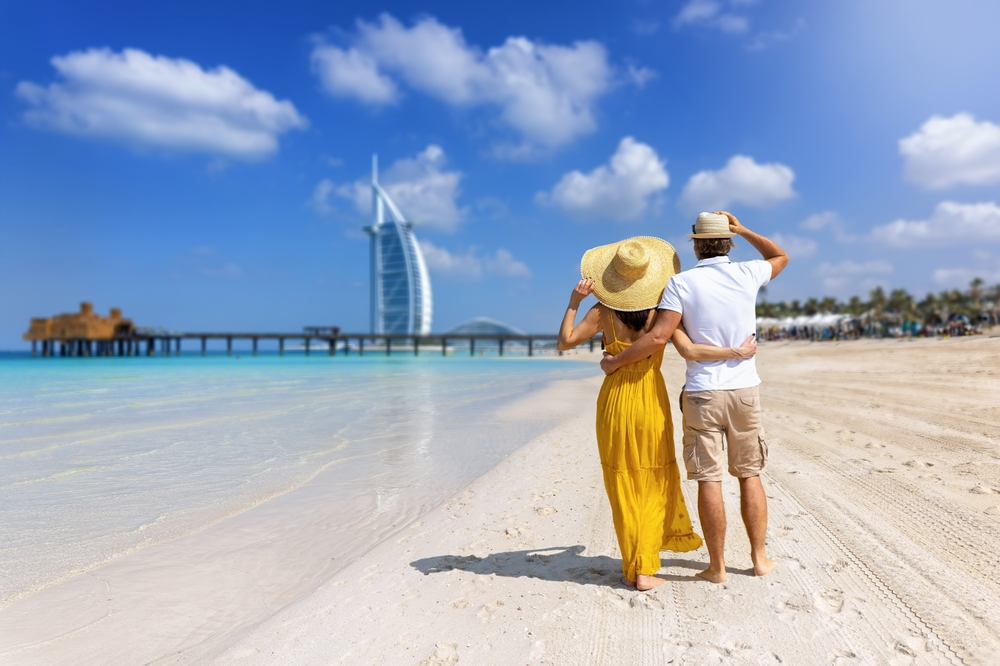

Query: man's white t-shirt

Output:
[659, 256, 771, 391]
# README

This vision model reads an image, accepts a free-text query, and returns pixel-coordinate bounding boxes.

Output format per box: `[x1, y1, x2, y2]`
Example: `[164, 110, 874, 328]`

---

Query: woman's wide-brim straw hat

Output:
[687, 212, 735, 238]
[581, 236, 681, 312]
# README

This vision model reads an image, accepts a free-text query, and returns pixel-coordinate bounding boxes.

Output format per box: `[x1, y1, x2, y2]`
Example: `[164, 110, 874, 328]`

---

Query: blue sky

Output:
[2, 0, 999, 348]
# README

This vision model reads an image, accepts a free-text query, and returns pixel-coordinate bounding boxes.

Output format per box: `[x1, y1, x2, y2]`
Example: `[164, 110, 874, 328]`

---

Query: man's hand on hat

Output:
[569, 278, 595, 308]
[714, 210, 746, 236]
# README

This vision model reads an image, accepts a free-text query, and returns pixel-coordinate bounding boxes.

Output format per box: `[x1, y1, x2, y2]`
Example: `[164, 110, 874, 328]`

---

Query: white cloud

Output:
[674, 0, 750, 33]
[310, 179, 336, 216]
[310, 46, 397, 104]
[311, 14, 620, 149]
[678, 155, 795, 212]
[747, 18, 806, 52]
[770, 233, 817, 258]
[932, 267, 999, 288]
[16, 48, 306, 159]
[899, 113, 1000, 189]
[815, 260, 893, 292]
[537, 137, 669, 222]
[870, 201, 1000, 247]
[626, 65, 657, 88]
[324, 145, 465, 231]
[800, 210, 855, 242]
[418, 241, 530, 279]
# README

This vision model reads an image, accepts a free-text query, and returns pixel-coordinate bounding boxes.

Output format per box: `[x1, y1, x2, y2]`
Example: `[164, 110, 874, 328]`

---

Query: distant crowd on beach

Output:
[755, 280, 1000, 342]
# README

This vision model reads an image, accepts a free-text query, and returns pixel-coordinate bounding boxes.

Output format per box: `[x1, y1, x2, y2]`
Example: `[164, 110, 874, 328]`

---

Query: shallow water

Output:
[0, 354, 597, 607]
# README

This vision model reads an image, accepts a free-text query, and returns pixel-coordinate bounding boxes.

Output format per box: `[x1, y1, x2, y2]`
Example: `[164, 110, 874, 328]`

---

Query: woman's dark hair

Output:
[614, 309, 652, 332]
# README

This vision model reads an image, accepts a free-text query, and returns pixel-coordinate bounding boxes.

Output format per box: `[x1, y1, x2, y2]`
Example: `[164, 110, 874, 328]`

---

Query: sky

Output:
[2, 0, 1000, 349]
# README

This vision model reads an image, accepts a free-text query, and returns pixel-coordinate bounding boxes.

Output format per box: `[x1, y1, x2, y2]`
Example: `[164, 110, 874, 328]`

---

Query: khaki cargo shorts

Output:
[681, 386, 768, 482]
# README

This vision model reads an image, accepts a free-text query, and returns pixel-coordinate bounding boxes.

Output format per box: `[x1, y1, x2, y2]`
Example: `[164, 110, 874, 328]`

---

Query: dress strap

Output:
[606, 308, 621, 344]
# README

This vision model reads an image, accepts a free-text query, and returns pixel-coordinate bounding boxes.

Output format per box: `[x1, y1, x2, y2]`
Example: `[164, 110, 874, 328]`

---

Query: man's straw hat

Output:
[687, 212, 735, 239]
[580, 237, 681, 311]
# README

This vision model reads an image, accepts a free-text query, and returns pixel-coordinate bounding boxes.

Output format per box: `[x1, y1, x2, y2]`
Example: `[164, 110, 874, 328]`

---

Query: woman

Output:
[557, 237, 756, 591]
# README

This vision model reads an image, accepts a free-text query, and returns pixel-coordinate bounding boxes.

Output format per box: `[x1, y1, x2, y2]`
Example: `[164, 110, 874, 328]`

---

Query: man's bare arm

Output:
[599, 309, 682, 375]
[716, 211, 788, 279]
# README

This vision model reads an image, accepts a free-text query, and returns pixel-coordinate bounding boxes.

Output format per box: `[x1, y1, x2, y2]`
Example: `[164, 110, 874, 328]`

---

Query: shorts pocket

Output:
[683, 433, 701, 475]
[686, 393, 714, 406]
[739, 394, 758, 407]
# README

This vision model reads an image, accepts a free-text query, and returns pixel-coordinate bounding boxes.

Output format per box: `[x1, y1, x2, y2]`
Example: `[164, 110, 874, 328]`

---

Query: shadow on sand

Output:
[410, 545, 716, 588]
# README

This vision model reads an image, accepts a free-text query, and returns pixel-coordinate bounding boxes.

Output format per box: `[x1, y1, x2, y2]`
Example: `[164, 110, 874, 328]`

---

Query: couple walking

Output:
[557, 211, 788, 590]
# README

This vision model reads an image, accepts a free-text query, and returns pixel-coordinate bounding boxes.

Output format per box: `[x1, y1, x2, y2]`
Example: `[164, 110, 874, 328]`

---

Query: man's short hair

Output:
[693, 237, 735, 259]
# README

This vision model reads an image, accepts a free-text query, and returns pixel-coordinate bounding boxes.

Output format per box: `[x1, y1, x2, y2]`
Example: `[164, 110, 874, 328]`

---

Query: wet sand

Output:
[4, 337, 1000, 664]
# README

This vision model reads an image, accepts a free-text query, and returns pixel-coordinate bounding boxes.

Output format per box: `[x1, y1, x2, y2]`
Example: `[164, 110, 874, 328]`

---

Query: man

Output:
[600, 211, 788, 583]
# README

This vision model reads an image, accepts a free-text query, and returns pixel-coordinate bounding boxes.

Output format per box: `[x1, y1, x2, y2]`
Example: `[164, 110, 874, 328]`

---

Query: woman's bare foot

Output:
[623, 577, 637, 588]
[753, 556, 778, 576]
[636, 574, 666, 591]
[696, 567, 727, 584]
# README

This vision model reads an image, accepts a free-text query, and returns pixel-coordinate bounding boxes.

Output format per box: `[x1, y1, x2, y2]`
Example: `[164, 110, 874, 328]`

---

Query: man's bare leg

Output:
[696, 481, 727, 583]
[739, 475, 777, 576]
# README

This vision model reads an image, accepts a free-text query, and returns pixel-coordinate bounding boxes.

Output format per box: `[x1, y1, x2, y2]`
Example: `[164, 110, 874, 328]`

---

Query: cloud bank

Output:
[419, 241, 530, 279]
[311, 14, 618, 150]
[900, 114, 1000, 189]
[17, 48, 306, 159]
[537, 137, 669, 222]
[678, 155, 795, 212]
[320, 146, 465, 232]
[870, 201, 1000, 247]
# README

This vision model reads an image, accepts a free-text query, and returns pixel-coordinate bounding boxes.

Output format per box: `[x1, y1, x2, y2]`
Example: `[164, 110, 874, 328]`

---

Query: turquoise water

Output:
[0, 354, 597, 606]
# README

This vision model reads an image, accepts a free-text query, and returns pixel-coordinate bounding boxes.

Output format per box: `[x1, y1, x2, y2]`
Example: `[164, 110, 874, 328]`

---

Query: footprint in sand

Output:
[451, 598, 468, 609]
[903, 460, 934, 468]
[970, 485, 998, 494]
[984, 506, 1000, 515]
[534, 506, 558, 515]
[505, 527, 520, 538]
[477, 599, 505, 624]
[815, 588, 845, 613]
[630, 593, 664, 610]
[421, 642, 459, 666]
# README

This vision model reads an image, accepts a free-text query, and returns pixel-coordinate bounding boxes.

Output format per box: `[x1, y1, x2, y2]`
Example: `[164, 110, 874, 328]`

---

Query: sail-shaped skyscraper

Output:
[363, 156, 433, 336]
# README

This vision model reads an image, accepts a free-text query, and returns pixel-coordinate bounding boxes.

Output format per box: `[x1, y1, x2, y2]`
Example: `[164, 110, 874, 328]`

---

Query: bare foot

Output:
[636, 574, 666, 591]
[622, 577, 636, 588]
[753, 557, 778, 576]
[696, 567, 727, 584]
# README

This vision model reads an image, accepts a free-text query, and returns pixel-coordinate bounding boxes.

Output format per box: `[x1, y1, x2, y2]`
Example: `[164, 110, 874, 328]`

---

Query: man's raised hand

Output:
[714, 210, 746, 236]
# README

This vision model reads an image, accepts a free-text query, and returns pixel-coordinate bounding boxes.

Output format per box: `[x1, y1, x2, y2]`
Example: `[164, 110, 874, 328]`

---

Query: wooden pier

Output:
[29, 332, 602, 358]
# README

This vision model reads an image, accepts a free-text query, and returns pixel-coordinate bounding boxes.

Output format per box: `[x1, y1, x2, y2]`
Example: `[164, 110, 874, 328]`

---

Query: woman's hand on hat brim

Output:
[570, 278, 595, 307]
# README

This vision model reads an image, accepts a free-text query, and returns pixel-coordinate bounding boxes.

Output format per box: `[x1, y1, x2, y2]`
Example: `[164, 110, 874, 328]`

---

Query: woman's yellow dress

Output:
[597, 310, 702, 581]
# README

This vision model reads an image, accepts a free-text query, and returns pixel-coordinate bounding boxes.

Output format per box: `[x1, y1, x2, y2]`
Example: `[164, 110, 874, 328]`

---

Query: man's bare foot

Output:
[696, 567, 727, 584]
[623, 577, 636, 588]
[753, 556, 778, 576]
[636, 574, 666, 591]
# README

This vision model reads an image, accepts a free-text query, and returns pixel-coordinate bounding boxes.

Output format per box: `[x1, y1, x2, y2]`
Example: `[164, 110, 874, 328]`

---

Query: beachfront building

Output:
[23, 302, 136, 356]
[363, 155, 433, 336]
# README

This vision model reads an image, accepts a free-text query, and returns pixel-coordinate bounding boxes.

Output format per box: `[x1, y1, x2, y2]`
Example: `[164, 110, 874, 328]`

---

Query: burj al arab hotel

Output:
[363, 156, 433, 336]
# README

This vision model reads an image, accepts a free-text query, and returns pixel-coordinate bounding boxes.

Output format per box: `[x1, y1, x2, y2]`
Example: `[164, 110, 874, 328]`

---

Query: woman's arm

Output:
[557, 279, 602, 351]
[670, 324, 757, 361]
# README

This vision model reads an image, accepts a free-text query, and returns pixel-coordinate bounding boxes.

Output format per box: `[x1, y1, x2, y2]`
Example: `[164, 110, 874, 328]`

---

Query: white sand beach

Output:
[3, 337, 1000, 665]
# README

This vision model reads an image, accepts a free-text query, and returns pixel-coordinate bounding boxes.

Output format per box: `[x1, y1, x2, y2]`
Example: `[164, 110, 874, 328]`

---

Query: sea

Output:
[0, 352, 599, 609]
